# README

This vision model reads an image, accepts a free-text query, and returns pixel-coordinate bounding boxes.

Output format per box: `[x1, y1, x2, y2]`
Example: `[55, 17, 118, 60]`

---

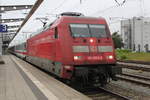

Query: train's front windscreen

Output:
[70, 24, 107, 38]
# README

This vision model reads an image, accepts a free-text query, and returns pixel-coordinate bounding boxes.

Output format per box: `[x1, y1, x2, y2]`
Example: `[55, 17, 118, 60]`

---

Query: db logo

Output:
[90, 46, 97, 52]
[88, 56, 102, 60]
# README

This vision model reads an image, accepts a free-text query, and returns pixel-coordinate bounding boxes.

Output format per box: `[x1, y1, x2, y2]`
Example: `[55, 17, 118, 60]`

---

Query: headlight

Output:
[90, 39, 94, 43]
[74, 56, 82, 60]
[64, 66, 71, 69]
[108, 55, 113, 59]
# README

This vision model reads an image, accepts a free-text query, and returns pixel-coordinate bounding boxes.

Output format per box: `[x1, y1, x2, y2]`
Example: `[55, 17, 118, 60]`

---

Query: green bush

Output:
[115, 49, 129, 60]
[116, 49, 131, 53]
[115, 49, 150, 61]
[120, 55, 127, 60]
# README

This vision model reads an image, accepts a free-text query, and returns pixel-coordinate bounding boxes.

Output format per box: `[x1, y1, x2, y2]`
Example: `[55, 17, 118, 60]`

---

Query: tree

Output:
[112, 32, 124, 49]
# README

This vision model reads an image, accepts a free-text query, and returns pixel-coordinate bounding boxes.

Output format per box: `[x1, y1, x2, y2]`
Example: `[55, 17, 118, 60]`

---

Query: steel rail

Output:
[117, 75, 150, 87]
[99, 87, 131, 100]
[121, 73, 150, 81]
[117, 63, 150, 72]
[82, 86, 130, 100]
[118, 60, 150, 65]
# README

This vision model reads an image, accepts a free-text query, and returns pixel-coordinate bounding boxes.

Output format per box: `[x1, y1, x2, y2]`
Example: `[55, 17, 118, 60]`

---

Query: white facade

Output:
[121, 17, 150, 52]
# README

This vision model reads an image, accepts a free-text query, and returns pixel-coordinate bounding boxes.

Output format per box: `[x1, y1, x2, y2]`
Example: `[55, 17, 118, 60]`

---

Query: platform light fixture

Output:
[13, 6, 16, 9]
[1, 7, 4, 11]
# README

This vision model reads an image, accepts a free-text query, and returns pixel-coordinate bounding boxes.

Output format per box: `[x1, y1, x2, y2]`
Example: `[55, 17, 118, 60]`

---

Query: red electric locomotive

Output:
[10, 12, 121, 86]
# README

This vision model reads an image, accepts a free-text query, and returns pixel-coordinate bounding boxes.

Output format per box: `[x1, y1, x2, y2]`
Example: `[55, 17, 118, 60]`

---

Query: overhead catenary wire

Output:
[30, 0, 69, 29]
[91, 5, 119, 16]
[67, 0, 88, 12]
[114, 0, 126, 6]
[43, 0, 71, 20]
[91, 0, 127, 16]
[80, 0, 82, 4]
[47, 0, 88, 19]
[114, 0, 120, 6]
[50, 0, 69, 14]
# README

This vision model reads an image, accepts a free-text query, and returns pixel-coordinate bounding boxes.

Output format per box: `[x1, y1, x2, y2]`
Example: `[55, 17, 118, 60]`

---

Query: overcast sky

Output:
[1, 0, 150, 46]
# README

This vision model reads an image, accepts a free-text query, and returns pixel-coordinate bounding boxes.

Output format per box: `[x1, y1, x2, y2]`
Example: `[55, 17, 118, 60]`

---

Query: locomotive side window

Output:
[70, 24, 107, 38]
[70, 24, 90, 37]
[89, 24, 107, 38]
[54, 27, 58, 39]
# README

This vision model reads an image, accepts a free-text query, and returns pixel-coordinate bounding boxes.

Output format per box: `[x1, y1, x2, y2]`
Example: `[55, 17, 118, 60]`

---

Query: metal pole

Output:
[0, 0, 3, 55]
[0, 12, 2, 55]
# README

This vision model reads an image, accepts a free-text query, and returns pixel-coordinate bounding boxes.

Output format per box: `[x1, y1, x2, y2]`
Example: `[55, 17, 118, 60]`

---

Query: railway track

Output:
[117, 62, 150, 72]
[118, 60, 150, 65]
[117, 73, 150, 87]
[83, 87, 130, 100]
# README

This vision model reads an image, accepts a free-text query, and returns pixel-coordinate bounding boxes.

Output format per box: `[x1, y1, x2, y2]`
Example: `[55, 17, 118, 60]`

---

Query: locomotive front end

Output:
[70, 24, 119, 85]
[59, 13, 121, 86]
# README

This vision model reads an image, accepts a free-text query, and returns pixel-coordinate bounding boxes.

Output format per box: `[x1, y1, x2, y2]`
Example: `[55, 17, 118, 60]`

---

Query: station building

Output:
[121, 17, 150, 52]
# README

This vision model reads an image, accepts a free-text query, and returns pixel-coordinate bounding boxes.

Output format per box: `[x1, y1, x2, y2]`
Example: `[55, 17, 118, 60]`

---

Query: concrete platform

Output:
[0, 55, 91, 100]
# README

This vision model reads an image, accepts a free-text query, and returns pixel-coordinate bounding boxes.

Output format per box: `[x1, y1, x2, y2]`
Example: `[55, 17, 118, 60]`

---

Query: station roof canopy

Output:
[0, 5, 33, 13]
[7, 29, 18, 33]
[7, 25, 20, 29]
[10, 0, 44, 43]
[0, 18, 24, 23]
[0, 0, 44, 44]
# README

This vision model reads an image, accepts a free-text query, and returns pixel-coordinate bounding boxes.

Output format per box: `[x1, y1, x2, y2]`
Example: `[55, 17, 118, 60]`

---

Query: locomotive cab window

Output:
[70, 24, 108, 38]
[70, 24, 90, 37]
[89, 24, 107, 38]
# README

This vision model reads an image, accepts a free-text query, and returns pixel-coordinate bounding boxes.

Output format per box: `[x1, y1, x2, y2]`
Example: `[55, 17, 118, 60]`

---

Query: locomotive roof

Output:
[50, 16, 106, 28]
[60, 16, 105, 21]
[28, 16, 106, 39]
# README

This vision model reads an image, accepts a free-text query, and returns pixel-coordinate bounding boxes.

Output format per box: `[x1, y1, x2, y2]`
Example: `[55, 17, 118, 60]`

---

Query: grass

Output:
[116, 49, 150, 62]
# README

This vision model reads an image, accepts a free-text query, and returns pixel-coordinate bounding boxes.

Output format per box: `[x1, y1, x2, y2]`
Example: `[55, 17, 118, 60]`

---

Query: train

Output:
[9, 12, 122, 86]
